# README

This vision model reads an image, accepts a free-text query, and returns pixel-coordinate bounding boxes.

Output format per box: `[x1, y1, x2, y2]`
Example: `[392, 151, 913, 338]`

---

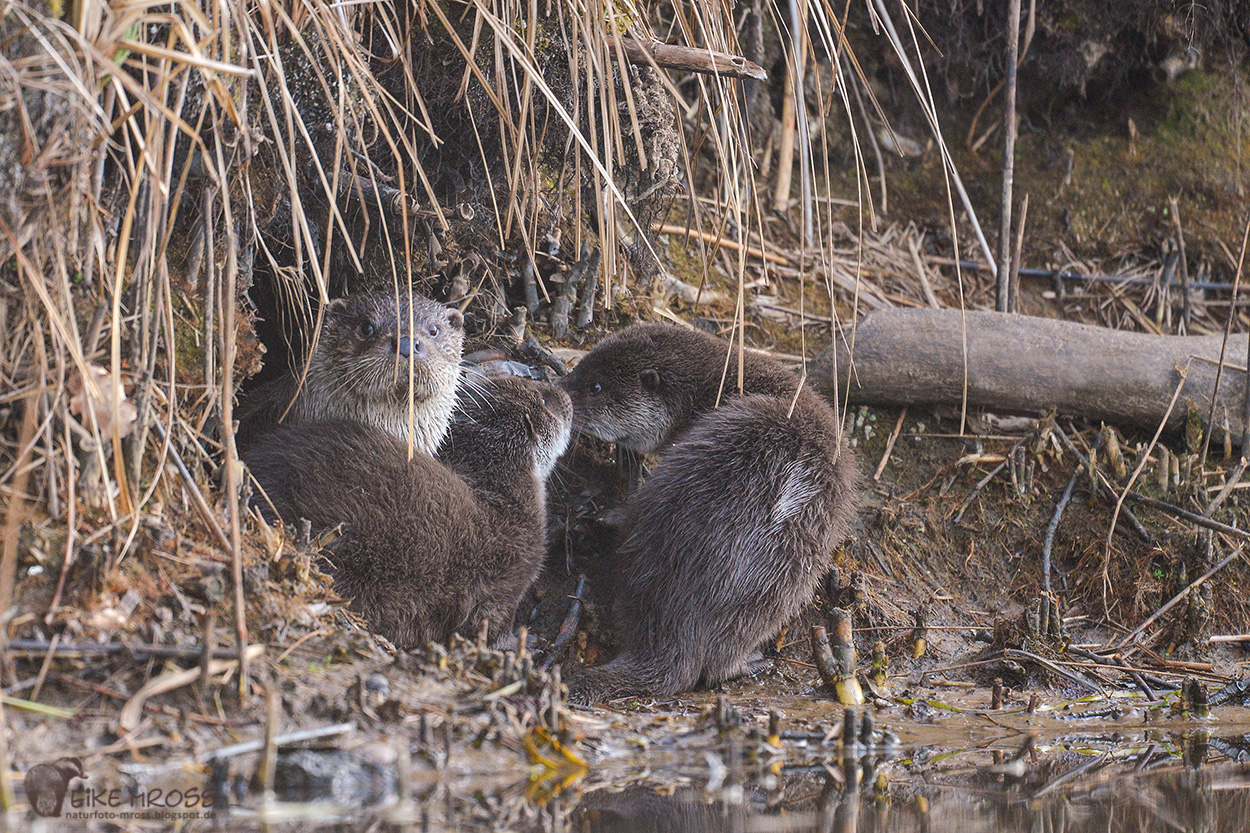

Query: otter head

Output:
[306, 292, 465, 450]
[447, 377, 572, 481]
[559, 324, 718, 453]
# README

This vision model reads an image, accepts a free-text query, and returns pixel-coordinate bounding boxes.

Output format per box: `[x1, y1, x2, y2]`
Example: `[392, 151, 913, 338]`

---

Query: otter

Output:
[559, 323, 802, 454]
[243, 376, 572, 647]
[558, 323, 858, 704]
[237, 292, 464, 454]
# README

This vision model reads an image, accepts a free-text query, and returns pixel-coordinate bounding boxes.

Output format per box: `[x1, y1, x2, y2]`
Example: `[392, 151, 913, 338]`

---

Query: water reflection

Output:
[422, 730, 1250, 825]
[9, 730, 1250, 831]
[561, 762, 1250, 833]
[566, 742, 1250, 833]
[374, 732, 1250, 833]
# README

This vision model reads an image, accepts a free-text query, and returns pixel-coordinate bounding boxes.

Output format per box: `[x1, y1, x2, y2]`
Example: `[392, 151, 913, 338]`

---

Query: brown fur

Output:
[558, 323, 800, 453]
[559, 324, 858, 704]
[243, 377, 571, 647]
[237, 292, 464, 454]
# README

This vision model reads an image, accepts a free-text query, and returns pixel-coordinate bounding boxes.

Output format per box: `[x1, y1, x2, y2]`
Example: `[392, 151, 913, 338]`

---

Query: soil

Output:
[4, 0, 1250, 827]
[5, 375, 1250, 826]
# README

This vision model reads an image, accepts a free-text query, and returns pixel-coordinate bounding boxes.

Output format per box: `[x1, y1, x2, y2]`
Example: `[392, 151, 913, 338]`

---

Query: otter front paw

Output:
[564, 669, 610, 709]
[490, 629, 519, 652]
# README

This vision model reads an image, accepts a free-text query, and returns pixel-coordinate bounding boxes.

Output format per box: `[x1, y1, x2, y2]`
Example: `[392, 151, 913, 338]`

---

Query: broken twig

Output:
[604, 36, 766, 81]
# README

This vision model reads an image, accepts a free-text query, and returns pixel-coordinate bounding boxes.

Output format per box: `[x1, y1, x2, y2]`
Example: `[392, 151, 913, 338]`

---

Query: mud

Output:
[10, 678, 1250, 831]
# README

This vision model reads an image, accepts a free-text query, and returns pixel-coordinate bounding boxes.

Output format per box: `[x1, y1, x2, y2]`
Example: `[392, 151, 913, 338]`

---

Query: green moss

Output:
[843, 69, 1249, 272]
[660, 233, 704, 284]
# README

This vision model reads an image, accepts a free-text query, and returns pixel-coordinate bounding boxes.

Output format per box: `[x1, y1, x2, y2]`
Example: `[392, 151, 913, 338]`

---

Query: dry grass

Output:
[0, 0, 874, 611]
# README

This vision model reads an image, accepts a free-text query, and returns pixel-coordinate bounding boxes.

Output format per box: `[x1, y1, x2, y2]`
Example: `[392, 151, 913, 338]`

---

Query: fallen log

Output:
[812, 309, 1249, 439]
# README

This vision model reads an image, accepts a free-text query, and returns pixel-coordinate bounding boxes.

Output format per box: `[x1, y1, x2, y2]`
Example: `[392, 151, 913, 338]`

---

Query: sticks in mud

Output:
[868, 642, 890, 698]
[197, 722, 357, 764]
[812, 610, 863, 705]
[1052, 424, 1233, 542]
[550, 248, 600, 339]
[541, 575, 587, 673]
[1042, 428, 1105, 594]
[5, 639, 247, 661]
[152, 417, 230, 552]
[911, 606, 928, 659]
[603, 37, 767, 81]
[1000, 649, 1106, 697]
[1113, 544, 1249, 650]
[1041, 463, 1079, 596]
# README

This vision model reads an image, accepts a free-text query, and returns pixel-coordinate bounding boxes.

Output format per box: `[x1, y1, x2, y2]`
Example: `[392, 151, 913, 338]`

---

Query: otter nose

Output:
[541, 386, 572, 417]
[397, 337, 427, 358]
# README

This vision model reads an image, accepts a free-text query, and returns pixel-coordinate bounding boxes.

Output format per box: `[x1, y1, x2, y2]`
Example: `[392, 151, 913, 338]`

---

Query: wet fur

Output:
[237, 292, 464, 454]
[560, 324, 858, 704]
[244, 377, 571, 647]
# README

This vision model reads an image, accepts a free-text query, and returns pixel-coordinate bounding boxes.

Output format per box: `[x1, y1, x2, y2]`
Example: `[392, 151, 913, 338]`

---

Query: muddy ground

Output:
[5, 371, 1250, 827]
[4, 1, 1250, 826]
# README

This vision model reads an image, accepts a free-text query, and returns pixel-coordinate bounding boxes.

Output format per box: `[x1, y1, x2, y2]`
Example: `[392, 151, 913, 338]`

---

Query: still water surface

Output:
[226, 706, 1250, 832]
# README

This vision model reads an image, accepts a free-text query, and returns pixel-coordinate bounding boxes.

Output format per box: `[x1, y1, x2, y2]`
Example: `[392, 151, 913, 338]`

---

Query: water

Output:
[214, 726, 1250, 832]
[14, 699, 1250, 831]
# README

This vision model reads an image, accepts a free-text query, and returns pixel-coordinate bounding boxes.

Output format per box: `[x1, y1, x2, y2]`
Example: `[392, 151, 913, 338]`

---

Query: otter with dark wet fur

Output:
[244, 376, 572, 647]
[237, 292, 464, 454]
[559, 323, 858, 704]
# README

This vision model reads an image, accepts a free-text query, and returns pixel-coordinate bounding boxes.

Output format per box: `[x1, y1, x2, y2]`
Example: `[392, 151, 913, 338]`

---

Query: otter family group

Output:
[239, 292, 856, 704]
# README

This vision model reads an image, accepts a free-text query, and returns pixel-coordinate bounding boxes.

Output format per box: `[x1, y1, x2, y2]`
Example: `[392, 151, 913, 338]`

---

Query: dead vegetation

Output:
[0, 0, 1248, 818]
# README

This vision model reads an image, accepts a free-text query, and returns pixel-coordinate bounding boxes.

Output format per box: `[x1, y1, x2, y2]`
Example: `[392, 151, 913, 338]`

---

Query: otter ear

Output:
[324, 297, 348, 321]
[640, 369, 661, 392]
[445, 308, 464, 330]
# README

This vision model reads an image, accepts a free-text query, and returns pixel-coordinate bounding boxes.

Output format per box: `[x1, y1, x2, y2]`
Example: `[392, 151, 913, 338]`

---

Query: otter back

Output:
[567, 393, 857, 703]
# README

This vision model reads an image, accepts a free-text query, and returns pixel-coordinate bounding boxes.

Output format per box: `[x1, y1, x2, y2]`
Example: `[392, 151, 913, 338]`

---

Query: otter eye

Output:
[357, 321, 376, 339]
[590, 382, 602, 394]
[427, 325, 440, 338]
